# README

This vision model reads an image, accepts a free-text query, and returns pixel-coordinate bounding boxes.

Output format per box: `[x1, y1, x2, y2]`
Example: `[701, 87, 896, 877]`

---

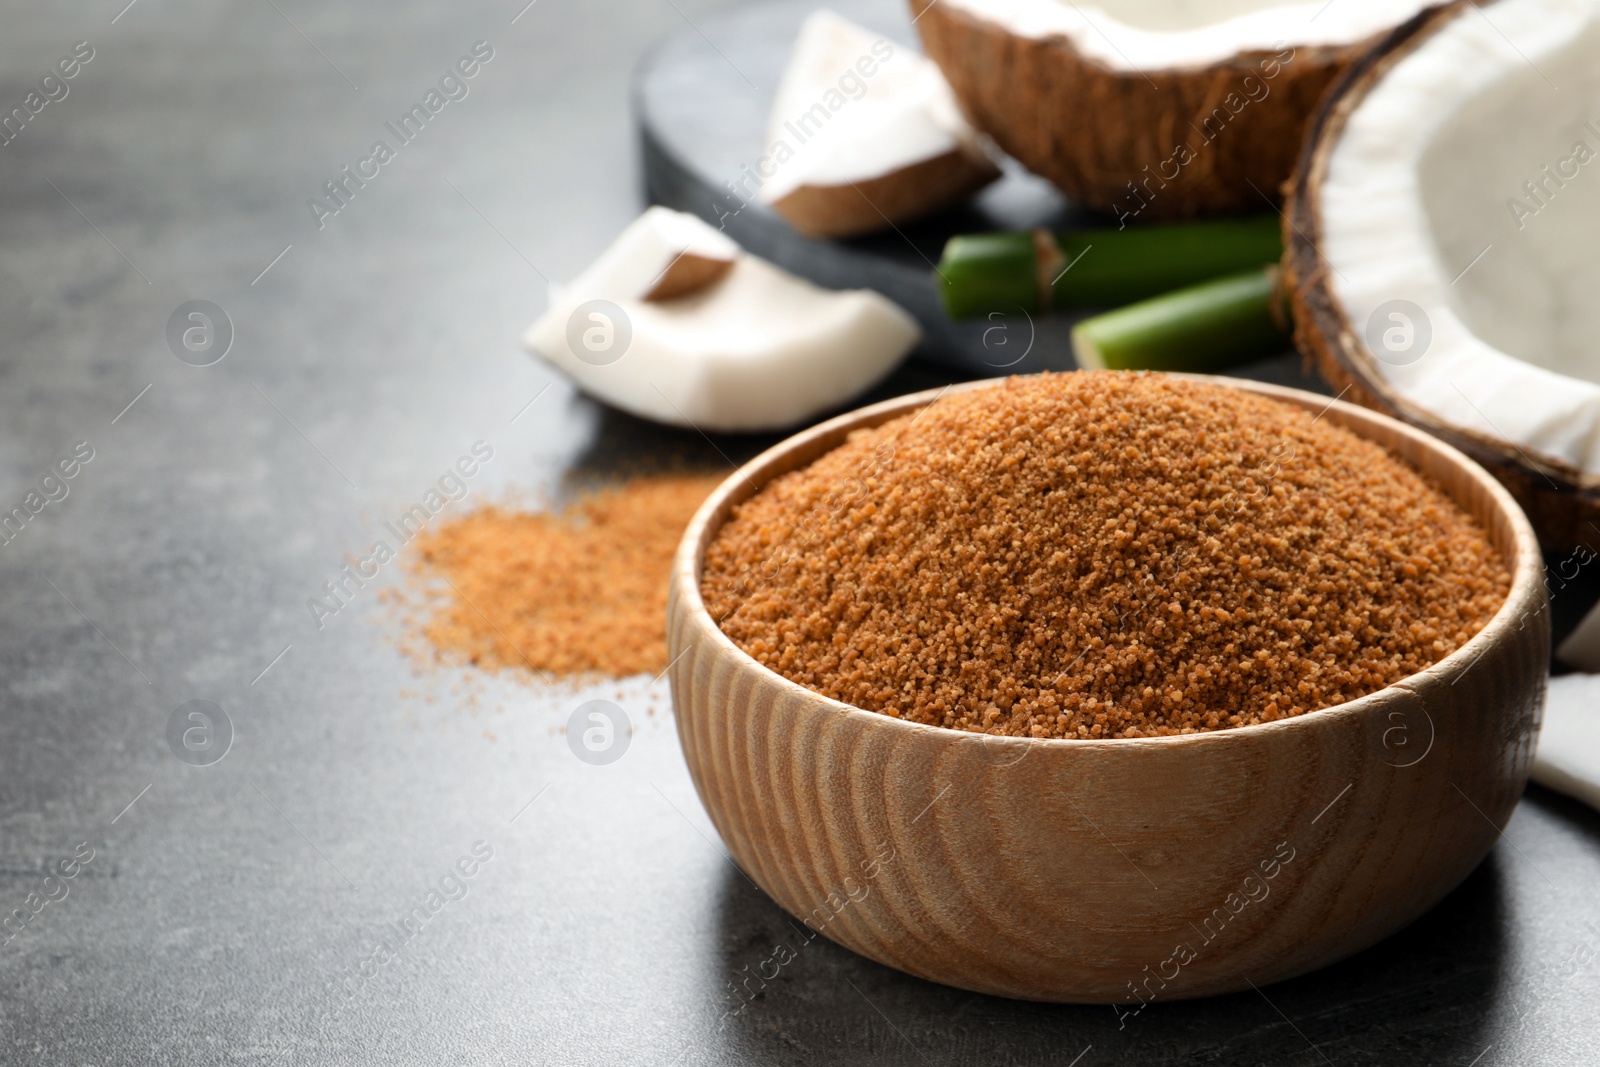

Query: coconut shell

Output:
[1284, 0, 1598, 550]
[909, 0, 1386, 219]
[643, 252, 735, 302]
[768, 147, 1001, 239]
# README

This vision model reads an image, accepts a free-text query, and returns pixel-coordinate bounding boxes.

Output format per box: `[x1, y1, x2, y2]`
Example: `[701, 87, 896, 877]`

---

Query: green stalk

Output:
[1071, 266, 1290, 373]
[936, 215, 1282, 320]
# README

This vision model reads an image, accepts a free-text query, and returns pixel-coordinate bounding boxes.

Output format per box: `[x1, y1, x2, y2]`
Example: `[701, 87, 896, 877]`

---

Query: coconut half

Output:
[523, 207, 920, 432]
[1286, 0, 1600, 553]
[910, 0, 1437, 219]
[759, 10, 1000, 238]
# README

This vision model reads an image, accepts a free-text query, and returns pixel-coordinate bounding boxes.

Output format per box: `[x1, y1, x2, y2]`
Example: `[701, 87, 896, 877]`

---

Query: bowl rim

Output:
[670, 372, 1547, 750]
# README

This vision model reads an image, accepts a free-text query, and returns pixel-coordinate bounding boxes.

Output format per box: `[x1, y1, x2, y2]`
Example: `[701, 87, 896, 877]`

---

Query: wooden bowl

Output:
[666, 376, 1546, 1003]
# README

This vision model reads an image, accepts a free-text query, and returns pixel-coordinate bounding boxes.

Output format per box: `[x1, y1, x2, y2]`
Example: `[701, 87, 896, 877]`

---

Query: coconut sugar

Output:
[406, 475, 721, 678]
[700, 373, 1510, 739]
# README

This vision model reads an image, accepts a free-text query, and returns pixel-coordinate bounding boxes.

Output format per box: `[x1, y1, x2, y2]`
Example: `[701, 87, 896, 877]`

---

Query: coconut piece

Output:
[573, 205, 739, 303]
[1285, 0, 1600, 549]
[522, 207, 920, 432]
[910, 0, 1438, 219]
[642, 253, 734, 302]
[1532, 672, 1600, 811]
[759, 10, 999, 238]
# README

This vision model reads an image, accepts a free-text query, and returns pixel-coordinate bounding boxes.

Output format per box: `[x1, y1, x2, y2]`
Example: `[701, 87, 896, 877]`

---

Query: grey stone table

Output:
[1, 1, 1597, 1064]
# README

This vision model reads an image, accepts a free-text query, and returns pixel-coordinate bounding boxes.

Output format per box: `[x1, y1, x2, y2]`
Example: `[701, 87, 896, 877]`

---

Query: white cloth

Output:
[1533, 673, 1600, 811]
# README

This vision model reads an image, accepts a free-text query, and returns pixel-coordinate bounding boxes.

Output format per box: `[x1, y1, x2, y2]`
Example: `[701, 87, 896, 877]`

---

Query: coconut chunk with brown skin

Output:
[522, 207, 920, 432]
[759, 10, 999, 238]
[1312, 0, 1600, 476]
[911, 0, 1436, 218]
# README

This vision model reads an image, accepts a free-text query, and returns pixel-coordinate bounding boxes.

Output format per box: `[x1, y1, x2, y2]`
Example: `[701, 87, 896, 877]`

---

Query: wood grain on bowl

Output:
[667, 377, 1546, 1002]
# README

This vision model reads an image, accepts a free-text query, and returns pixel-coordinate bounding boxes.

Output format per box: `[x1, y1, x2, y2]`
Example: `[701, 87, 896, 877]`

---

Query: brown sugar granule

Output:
[700, 373, 1511, 739]
[409, 475, 721, 677]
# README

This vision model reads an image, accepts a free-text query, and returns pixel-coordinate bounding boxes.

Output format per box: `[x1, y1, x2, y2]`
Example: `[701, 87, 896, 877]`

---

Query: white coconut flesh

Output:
[938, 0, 1432, 70]
[523, 207, 920, 433]
[759, 10, 990, 204]
[1318, 0, 1600, 474]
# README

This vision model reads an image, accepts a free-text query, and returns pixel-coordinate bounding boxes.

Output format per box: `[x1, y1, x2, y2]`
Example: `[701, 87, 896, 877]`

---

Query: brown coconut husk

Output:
[643, 252, 735, 301]
[768, 146, 1000, 239]
[909, 0, 1411, 219]
[1284, 0, 1597, 550]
